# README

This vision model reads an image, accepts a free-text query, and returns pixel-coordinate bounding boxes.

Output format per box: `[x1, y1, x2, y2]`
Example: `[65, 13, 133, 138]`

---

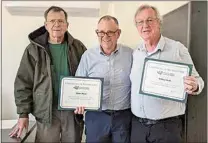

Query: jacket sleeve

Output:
[14, 46, 35, 118]
[79, 40, 87, 54]
[75, 39, 87, 56]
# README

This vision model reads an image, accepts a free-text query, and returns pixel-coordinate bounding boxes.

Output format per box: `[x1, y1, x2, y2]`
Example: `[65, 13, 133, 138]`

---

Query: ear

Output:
[67, 22, 69, 28]
[44, 22, 48, 30]
[117, 29, 121, 38]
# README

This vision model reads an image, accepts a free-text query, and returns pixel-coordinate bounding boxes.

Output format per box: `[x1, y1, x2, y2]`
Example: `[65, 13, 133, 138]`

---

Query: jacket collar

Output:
[28, 26, 75, 48]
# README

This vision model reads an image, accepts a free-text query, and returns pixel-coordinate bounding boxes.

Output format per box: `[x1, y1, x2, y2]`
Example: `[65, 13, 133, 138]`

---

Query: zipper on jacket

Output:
[67, 45, 73, 76]
[31, 41, 53, 124]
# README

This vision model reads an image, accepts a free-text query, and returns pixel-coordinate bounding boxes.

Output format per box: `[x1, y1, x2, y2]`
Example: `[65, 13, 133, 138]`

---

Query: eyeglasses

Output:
[95, 29, 119, 37]
[46, 19, 66, 25]
[135, 18, 158, 26]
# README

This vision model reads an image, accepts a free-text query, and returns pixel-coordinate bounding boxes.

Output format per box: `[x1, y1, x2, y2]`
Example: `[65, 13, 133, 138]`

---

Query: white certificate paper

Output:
[139, 58, 192, 102]
[59, 77, 103, 110]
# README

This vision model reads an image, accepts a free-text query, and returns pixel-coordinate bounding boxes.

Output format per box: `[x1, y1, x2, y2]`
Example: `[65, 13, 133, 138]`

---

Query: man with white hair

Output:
[130, 4, 204, 142]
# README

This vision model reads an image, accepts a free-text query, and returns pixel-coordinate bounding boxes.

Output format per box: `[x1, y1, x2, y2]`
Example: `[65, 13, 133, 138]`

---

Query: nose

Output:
[53, 21, 61, 27]
[101, 34, 110, 40]
[103, 33, 109, 38]
[143, 21, 149, 28]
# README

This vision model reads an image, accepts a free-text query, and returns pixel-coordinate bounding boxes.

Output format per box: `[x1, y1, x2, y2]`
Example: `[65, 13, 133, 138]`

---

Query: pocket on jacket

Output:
[32, 92, 49, 120]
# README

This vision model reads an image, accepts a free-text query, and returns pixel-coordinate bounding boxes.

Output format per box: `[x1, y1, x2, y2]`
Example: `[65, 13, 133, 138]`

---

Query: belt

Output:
[137, 115, 182, 125]
[103, 108, 130, 115]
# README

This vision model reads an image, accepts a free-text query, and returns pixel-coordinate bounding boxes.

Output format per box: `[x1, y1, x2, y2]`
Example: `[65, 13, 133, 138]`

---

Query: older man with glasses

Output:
[9, 6, 86, 142]
[75, 15, 133, 143]
[130, 4, 204, 143]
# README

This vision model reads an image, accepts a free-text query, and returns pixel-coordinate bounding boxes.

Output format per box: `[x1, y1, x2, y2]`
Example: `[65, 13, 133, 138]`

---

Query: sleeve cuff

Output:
[19, 114, 29, 118]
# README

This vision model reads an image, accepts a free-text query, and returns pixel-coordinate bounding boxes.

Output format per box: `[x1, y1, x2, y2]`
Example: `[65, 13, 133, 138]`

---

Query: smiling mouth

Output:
[103, 40, 111, 42]
[143, 30, 150, 33]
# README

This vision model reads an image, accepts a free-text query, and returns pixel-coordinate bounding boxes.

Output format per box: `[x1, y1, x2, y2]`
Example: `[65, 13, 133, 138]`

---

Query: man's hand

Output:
[184, 76, 198, 95]
[9, 118, 29, 138]
[74, 106, 85, 114]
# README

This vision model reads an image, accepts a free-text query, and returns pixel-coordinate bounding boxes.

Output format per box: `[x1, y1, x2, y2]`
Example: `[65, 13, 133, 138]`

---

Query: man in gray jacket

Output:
[9, 6, 86, 142]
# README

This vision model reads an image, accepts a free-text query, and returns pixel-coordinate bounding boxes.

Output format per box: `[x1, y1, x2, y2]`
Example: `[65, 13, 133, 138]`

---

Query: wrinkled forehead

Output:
[97, 19, 119, 31]
[46, 11, 66, 20]
[135, 8, 157, 20]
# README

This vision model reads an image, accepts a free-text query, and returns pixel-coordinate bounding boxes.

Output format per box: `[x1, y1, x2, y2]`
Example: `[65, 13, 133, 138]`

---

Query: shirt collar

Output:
[139, 35, 165, 52]
[99, 44, 120, 56]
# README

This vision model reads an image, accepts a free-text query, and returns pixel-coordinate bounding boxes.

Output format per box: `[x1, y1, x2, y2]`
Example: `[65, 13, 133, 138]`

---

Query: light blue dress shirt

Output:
[76, 44, 133, 110]
[130, 35, 204, 120]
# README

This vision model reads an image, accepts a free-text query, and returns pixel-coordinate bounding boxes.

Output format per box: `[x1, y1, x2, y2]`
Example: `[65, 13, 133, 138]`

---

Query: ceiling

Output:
[3, 1, 101, 17]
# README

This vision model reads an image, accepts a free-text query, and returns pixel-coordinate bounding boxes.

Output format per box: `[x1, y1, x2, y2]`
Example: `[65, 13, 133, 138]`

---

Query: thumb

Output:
[25, 120, 29, 133]
[74, 109, 78, 114]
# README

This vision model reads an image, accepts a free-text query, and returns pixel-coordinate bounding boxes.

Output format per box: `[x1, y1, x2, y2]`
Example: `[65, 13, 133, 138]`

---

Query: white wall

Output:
[2, 1, 188, 119]
[112, 1, 189, 48]
[2, 4, 44, 119]
[0, 0, 2, 122]
[2, 2, 98, 119]
[3, 1, 100, 9]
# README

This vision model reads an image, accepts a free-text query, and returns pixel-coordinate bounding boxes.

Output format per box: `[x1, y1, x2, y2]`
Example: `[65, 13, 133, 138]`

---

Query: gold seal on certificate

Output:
[59, 77, 103, 110]
[139, 58, 192, 102]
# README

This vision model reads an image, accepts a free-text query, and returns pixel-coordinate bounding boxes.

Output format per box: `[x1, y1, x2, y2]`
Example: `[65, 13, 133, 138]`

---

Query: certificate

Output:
[139, 58, 192, 102]
[59, 76, 103, 110]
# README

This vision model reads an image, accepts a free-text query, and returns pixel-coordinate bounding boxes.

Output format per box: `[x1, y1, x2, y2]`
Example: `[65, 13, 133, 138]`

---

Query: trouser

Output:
[131, 114, 183, 143]
[35, 108, 83, 143]
[85, 109, 132, 143]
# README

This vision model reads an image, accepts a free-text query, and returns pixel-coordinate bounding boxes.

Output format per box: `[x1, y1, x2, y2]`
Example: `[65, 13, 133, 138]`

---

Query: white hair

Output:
[134, 4, 163, 26]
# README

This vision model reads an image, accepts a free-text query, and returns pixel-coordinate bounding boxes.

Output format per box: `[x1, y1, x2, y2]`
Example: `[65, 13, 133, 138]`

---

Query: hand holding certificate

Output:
[59, 77, 103, 110]
[139, 58, 192, 102]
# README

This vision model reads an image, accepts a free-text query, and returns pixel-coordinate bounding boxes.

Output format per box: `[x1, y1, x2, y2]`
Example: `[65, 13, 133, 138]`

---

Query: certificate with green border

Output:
[58, 76, 103, 111]
[139, 58, 193, 103]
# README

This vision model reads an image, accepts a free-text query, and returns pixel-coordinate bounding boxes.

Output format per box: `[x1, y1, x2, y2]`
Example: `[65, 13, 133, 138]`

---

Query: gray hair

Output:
[44, 6, 68, 22]
[98, 15, 119, 26]
[134, 4, 163, 25]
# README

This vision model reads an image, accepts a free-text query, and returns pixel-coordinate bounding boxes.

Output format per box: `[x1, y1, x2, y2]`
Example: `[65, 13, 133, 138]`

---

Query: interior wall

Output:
[2, 1, 189, 119]
[111, 1, 189, 48]
[2, 2, 98, 119]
